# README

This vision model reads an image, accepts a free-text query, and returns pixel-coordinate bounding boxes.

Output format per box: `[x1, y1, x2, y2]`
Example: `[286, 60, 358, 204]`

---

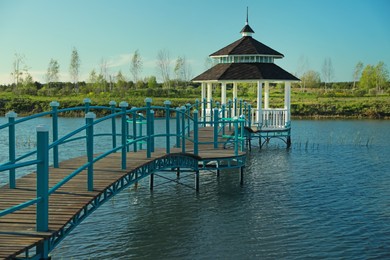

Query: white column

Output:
[233, 82, 238, 117]
[221, 82, 227, 105]
[264, 81, 270, 109]
[257, 81, 263, 124]
[284, 81, 291, 124]
[207, 82, 212, 109]
[201, 82, 206, 117]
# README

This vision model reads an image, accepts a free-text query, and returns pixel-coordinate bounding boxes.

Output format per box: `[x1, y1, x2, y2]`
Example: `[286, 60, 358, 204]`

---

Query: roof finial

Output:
[246, 6, 249, 25]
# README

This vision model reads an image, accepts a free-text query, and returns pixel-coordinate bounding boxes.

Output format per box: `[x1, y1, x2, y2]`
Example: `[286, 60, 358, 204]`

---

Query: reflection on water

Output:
[1, 118, 389, 258]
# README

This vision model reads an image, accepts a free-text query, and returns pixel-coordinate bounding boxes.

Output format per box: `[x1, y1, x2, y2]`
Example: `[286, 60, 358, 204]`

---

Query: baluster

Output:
[6, 111, 17, 188]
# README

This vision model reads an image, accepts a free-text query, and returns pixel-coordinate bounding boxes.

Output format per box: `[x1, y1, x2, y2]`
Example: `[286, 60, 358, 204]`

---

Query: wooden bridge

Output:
[0, 98, 247, 259]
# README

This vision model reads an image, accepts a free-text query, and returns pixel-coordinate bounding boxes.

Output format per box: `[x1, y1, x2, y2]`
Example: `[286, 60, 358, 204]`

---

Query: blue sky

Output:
[0, 0, 389, 84]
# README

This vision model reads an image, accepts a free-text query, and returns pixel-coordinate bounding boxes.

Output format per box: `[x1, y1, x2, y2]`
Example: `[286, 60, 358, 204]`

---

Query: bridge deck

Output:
[0, 127, 244, 259]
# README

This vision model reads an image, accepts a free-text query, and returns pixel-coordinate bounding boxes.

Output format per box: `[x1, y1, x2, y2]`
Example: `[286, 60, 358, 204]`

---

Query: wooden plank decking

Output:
[0, 127, 245, 259]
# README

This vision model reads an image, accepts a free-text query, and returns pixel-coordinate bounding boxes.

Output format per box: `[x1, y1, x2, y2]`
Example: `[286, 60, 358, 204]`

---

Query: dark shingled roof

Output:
[192, 63, 299, 81]
[210, 36, 284, 57]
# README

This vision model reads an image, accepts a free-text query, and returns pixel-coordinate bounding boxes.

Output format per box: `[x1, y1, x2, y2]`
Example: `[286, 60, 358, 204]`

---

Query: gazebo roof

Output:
[210, 36, 284, 58]
[192, 63, 299, 82]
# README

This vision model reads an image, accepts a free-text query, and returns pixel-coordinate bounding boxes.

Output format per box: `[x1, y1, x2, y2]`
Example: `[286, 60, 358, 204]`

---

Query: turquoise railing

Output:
[0, 97, 246, 235]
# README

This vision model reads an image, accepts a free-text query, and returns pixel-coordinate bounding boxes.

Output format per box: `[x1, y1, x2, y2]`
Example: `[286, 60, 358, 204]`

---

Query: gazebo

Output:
[192, 13, 299, 147]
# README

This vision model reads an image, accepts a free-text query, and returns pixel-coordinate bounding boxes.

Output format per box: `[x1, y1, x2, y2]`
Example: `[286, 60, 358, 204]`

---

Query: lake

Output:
[1, 118, 389, 259]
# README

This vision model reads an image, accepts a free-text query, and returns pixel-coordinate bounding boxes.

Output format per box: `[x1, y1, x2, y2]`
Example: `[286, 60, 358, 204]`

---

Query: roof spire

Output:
[246, 6, 249, 25]
[240, 7, 254, 37]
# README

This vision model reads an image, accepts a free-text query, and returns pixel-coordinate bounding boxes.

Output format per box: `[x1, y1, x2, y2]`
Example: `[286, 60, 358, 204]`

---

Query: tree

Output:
[301, 70, 321, 88]
[156, 49, 171, 90]
[69, 47, 80, 92]
[11, 53, 27, 87]
[374, 61, 389, 93]
[130, 49, 142, 86]
[321, 57, 334, 90]
[46, 59, 60, 83]
[174, 56, 192, 87]
[360, 62, 389, 94]
[352, 61, 363, 89]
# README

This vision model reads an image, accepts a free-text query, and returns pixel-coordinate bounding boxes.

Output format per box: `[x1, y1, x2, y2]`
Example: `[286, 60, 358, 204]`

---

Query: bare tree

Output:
[174, 56, 192, 87]
[156, 49, 171, 90]
[296, 55, 309, 91]
[69, 47, 80, 92]
[46, 58, 60, 83]
[130, 49, 143, 86]
[322, 57, 334, 90]
[352, 61, 363, 89]
[11, 53, 27, 87]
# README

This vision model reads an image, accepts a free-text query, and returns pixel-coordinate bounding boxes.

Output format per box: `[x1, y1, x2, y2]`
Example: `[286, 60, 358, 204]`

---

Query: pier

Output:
[0, 98, 246, 259]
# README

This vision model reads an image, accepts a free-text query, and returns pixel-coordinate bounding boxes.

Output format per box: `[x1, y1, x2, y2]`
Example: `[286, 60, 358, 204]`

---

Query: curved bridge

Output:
[0, 98, 246, 259]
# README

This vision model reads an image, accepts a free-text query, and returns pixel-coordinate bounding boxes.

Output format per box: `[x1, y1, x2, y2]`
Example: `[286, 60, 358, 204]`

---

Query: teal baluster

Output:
[176, 107, 180, 148]
[131, 108, 137, 152]
[164, 100, 171, 154]
[119, 101, 128, 169]
[83, 98, 91, 113]
[181, 106, 186, 153]
[239, 99, 243, 117]
[151, 110, 155, 153]
[50, 101, 60, 168]
[186, 103, 191, 137]
[213, 107, 218, 148]
[109, 101, 117, 150]
[145, 98, 152, 158]
[234, 119, 239, 156]
[6, 111, 17, 189]
[193, 110, 199, 156]
[203, 98, 207, 127]
[36, 125, 49, 232]
[85, 112, 96, 191]
[228, 99, 232, 131]
[248, 104, 252, 128]
[221, 104, 226, 136]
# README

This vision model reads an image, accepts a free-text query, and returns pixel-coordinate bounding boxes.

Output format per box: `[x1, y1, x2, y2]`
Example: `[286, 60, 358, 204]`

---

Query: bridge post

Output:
[145, 98, 152, 158]
[221, 104, 226, 136]
[109, 101, 117, 151]
[180, 106, 186, 153]
[202, 98, 207, 127]
[233, 97, 237, 117]
[151, 110, 155, 152]
[228, 99, 232, 131]
[36, 125, 49, 232]
[130, 108, 137, 152]
[50, 101, 60, 168]
[213, 107, 219, 148]
[83, 98, 91, 113]
[164, 100, 171, 154]
[85, 112, 96, 191]
[186, 103, 191, 137]
[193, 110, 199, 156]
[234, 119, 239, 156]
[248, 104, 252, 129]
[176, 107, 180, 148]
[120, 101, 129, 169]
[195, 99, 199, 111]
[6, 111, 17, 189]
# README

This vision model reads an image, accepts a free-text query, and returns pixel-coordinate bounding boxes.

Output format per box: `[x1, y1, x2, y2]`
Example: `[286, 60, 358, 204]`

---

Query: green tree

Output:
[360, 65, 375, 90]
[352, 61, 363, 89]
[360, 62, 389, 94]
[69, 47, 80, 92]
[301, 70, 321, 89]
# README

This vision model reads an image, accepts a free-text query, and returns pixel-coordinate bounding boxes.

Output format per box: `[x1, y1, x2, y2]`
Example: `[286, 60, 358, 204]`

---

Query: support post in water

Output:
[109, 100, 117, 150]
[119, 101, 129, 169]
[195, 170, 200, 192]
[85, 112, 96, 191]
[239, 166, 244, 185]
[36, 125, 49, 232]
[150, 172, 154, 191]
[50, 101, 60, 168]
[6, 111, 17, 189]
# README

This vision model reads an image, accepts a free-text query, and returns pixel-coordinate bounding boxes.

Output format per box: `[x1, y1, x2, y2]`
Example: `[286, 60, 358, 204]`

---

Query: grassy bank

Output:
[1, 88, 389, 119]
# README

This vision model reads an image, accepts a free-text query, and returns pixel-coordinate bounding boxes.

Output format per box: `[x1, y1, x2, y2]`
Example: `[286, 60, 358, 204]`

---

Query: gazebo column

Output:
[264, 81, 270, 109]
[233, 82, 238, 116]
[201, 82, 206, 118]
[257, 81, 263, 125]
[207, 82, 212, 109]
[221, 82, 227, 105]
[284, 81, 291, 124]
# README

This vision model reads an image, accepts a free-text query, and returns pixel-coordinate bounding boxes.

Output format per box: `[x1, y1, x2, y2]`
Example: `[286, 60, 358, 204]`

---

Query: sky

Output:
[0, 0, 389, 84]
